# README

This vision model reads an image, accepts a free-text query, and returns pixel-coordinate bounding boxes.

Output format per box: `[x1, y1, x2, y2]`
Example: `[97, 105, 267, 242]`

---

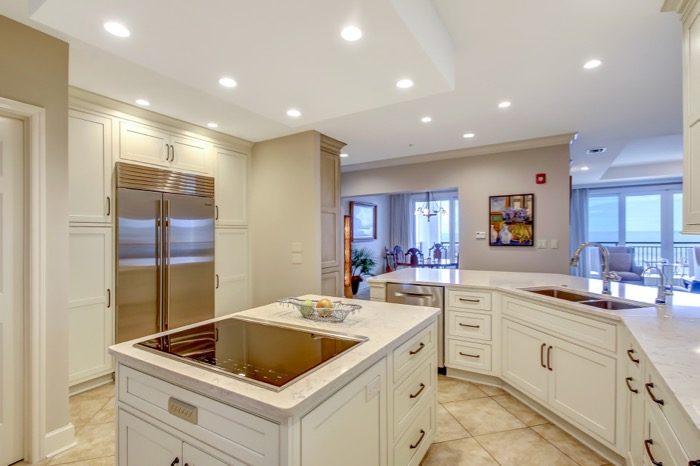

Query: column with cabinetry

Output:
[320, 136, 344, 296]
[68, 108, 115, 386]
[214, 147, 250, 315]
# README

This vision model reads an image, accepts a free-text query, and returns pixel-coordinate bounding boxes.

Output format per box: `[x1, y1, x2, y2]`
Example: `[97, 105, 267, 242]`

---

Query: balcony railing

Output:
[599, 242, 700, 269]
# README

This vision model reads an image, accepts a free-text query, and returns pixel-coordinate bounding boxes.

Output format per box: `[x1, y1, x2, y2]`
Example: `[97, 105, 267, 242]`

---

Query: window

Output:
[413, 192, 459, 259]
[587, 195, 619, 244]
[625, 194, 660, 244]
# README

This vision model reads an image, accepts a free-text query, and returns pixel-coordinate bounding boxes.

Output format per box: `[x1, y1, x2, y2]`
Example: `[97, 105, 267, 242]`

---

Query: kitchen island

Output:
[109, 296, 439, 466]
[369, 268, 700, 466]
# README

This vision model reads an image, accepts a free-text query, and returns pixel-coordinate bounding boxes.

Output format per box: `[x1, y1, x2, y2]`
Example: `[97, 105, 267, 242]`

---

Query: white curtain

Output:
[389, 193, 414, 249]
[570, 188, 589, 276]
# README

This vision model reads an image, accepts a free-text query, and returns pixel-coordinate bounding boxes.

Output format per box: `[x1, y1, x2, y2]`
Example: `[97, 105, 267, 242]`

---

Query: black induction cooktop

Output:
[137, 316, 366, 391]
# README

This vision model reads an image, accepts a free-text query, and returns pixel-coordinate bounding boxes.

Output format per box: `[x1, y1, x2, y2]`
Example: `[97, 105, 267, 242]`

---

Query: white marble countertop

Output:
[370, 269, 700, 432]
[109, 295, 439, 419]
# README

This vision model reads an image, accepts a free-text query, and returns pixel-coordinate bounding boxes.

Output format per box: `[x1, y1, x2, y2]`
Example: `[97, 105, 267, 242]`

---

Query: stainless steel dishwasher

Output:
[386, 283, 445, 369]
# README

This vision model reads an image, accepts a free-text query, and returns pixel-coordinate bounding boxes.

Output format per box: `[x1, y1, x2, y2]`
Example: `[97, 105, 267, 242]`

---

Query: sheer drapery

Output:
[570, 188, 589, 276]
[389, 193, 414, 250]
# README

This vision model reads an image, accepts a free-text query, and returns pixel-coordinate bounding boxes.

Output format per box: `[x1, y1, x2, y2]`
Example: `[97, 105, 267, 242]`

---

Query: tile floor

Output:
[17, 376, 611, 466]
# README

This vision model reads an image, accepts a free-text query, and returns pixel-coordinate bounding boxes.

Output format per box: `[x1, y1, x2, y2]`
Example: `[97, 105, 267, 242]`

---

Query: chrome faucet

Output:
[643, 266, 667, 304]
[570, 242, 621, 295]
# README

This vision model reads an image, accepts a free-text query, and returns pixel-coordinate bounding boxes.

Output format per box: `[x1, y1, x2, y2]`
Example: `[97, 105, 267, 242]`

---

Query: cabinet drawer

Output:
[118, 365, 279, 466]
[446, 339, 492, 373]
[393, 400, 435, 466]
[393, 324, 435, 383]
[502, 296, 616, 352]
[447, 289, 492, 311]
[447, 310, 492, 341]
[644, 399, 691, 466]
[393, 357, 435, 438]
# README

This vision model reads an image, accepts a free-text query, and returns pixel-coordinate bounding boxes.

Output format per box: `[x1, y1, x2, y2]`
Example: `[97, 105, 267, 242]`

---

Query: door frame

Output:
[0, 96, 51, 463]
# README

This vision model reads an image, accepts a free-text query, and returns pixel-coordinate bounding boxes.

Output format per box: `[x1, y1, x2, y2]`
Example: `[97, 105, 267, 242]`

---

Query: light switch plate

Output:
[475, 231, 487, 240]
[550, 239, 559, 249]
[291, 242, 303, 253]
[537, 240, 547, 249]
[291, 253, 303, 264]
[168, 397, 198, 425]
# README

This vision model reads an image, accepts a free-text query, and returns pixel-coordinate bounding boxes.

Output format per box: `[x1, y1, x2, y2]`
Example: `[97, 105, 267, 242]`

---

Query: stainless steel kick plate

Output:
[168, 397, 198, 425]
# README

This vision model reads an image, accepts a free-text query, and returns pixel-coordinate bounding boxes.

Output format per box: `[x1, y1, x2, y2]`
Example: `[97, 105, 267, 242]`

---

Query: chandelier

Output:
[415, 191, 446, 222]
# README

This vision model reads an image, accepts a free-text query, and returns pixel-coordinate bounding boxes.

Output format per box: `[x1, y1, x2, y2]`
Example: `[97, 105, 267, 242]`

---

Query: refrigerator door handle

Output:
[156, 199, 164, 332]
[164, 199, 172, 331]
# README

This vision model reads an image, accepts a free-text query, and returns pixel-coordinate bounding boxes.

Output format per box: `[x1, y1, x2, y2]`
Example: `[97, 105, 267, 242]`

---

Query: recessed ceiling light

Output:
[498, 101, 511, 109]
[207, 122, 219, 128]
[104, 21, 130, 38]
[286, 108, 302, 118]
[340, 153, 349, 158]
[421, 116, 432, 123]
[583, 59, 602, 70]
[341, 26, 363, 42]
[580, 166, 590, 171]
[396, 79, 414, 89]
[462, 132, 475, 139]
[218, 77, 238, 88]
[586, 147, 607, 155]
[135, 98, 150, 106]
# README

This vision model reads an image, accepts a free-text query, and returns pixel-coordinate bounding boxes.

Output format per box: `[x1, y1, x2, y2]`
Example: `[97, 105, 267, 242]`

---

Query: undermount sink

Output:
[523, 288, 647, 310]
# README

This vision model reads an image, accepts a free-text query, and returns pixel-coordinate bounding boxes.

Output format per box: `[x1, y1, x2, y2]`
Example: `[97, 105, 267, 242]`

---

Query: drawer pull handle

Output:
[171, 458, 180, 466]
[540, 343, 546, 368]
[106, 196, 111, 216]
[459, 323, 480, 328]
[644, 439, 662, 466]
[409, 383, 426, 399]
[645, 383, 664, 405]
[627, 349, 640, 363]
[458, 298, 480, 303]
[409, 342, 425, 355]
[546, 345, 553, 371]
[459, 351, 480, 358]
[625, 377, 638, 394]
[107, 289, 111, 308]
[410, 429, 426, 449]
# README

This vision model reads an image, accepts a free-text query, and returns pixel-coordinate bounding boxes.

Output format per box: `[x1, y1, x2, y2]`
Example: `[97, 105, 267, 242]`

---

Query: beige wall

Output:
[0, 16, 70, 432]
[250, 131, 323, 305]
[342, 194, 391, 286]
[342, 144, 571, 274]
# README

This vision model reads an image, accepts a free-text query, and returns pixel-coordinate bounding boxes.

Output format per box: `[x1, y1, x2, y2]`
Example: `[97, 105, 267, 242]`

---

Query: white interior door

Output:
[0, 115, 25, 465]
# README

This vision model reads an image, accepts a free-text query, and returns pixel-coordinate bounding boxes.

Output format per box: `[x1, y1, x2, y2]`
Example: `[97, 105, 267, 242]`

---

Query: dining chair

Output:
[406, 248, 423, 267]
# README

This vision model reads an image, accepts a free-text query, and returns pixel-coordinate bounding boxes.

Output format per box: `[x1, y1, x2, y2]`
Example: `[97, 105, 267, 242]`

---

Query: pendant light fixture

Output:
[415, 192, 446, 222]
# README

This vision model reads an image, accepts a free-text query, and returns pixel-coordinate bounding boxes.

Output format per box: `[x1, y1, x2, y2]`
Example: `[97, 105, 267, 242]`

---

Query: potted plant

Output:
[351, 247, 377, 295]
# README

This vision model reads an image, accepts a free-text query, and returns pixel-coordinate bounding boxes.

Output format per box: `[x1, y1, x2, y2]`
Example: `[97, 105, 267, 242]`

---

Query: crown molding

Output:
[341, 133, 575, 173]
[661, 0, 696, 14]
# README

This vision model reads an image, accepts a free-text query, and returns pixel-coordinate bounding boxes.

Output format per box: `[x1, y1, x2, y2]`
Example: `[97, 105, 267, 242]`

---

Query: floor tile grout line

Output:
[438, 401, 475, 438]
[529, 425, 588, 466]
[470, 432, 504, 466]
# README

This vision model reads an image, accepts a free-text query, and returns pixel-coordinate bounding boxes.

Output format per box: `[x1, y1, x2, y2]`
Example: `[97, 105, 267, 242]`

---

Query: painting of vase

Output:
[489, 194, 534, 246]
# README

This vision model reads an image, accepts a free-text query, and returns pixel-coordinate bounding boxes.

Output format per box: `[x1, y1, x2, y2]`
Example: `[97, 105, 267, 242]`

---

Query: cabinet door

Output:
[501, 319, 548, 403]
[119, 120, 169, 167]
[183, 443, 239, 466]
[625, 373, 645, 466]
[683, 2, 700, 228]
[215, 229, 250, 316]
[320, 150, 340, 270]
[301, 359, 387, 466]
[321, 269, 340, 297]
[547, 336, 616, 443]
[118, 409, 182, 466]
[171, 135, 210, 175]
[68, 227, 114, 385]
[68, 110, 112, 223]
[215, 148, 248, 226]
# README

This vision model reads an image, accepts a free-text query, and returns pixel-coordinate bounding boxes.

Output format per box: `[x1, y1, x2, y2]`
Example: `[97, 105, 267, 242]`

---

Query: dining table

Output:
[395, 258, 459, 268]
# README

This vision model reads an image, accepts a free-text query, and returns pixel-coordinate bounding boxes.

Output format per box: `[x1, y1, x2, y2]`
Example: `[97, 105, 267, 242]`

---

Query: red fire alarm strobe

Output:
[536, 173, 546, 184]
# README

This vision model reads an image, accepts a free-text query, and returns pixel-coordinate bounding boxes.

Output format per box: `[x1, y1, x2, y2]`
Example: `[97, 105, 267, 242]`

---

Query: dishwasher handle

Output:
[393, 291, 435, 298]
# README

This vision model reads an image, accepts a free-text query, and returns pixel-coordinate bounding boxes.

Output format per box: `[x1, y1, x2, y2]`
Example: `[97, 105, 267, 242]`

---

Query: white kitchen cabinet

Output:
[301, 359, 387, 466]
[623, 335, 645, 466]
[215, 147, 248, 227]
[501, 319, 548, 403]
[118, 120, 211, 175]
[215, 228, 250, 316]
[183, 443, 232, 466]
[68, 226, 114, 385]
[118, 409, 182, 466]
[68, 109, 113, 224]
[320, 136, 344, 295]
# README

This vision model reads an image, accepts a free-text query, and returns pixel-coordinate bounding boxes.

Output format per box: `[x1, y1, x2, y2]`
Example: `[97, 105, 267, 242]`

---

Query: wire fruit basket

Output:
[277, 298, 362, 323]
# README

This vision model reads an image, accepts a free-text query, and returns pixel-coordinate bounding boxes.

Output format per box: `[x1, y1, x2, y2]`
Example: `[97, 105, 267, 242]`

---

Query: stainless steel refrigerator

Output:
[115, 162, 215, 343]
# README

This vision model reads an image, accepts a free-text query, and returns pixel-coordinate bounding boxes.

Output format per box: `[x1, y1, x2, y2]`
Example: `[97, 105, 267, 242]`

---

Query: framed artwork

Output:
[350, 201, 377, 241]
[489, 194, 534, 246]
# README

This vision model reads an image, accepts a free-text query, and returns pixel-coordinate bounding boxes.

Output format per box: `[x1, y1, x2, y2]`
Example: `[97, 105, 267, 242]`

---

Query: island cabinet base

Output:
[115, 319, 439, 466]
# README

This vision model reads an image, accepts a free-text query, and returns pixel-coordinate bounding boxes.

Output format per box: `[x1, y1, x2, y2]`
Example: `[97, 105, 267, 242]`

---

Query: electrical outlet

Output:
[291, 242, 302, 253]
[291, 253, 302, 264]
[475, 231, 487, 240]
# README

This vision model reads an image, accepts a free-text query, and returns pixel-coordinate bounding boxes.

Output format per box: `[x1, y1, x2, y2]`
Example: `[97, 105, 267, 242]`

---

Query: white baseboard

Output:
[45, 423, 76, 458]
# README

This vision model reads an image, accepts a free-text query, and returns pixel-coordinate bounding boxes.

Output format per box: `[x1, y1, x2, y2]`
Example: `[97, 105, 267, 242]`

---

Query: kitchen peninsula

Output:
[109, 297, 439, 466]
[369, 268, 700, 466]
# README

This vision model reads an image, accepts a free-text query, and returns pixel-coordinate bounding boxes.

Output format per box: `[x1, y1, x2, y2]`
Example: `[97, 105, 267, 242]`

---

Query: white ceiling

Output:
[0, 0, 683, 184]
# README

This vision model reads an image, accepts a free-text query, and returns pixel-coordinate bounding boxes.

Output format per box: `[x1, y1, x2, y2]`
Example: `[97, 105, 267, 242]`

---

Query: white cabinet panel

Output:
[301, 359, 386, 466]
[183, 443, 236, 466]
[682, 2, 700, 229]
[215, 148, 248, 226]
[215, 229, 250, 316]
[547, 336, 617, 444]
[321, 269, 340, 297]
[501, 319, 548, 403]
[118, 409, 182, 466]
[68, 110, 112, 223]
[69, 227, 113, 384]
[119, 121, 169, 167]
[171, 135, 209, 175]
